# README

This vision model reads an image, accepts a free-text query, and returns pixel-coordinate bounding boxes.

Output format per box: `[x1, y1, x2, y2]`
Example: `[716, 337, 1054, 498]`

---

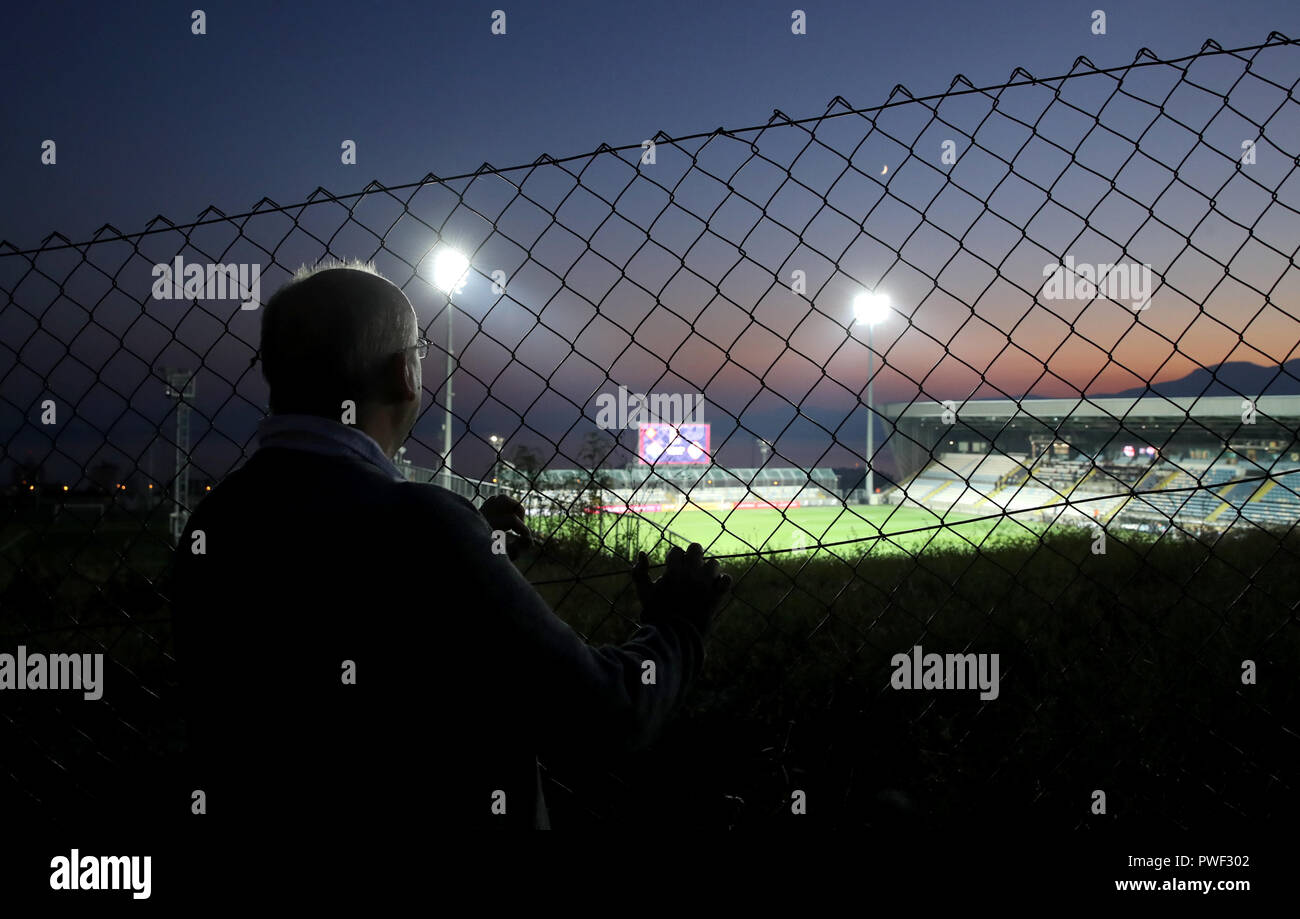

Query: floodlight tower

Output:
[160, 367, 196, 545]
[489, 434, 503, 486]
[853, 291, 893, 505]
[426, 246, 471, 491]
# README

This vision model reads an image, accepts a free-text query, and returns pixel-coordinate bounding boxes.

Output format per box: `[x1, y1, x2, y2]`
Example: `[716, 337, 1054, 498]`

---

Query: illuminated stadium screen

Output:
[638, 422, 710, 465]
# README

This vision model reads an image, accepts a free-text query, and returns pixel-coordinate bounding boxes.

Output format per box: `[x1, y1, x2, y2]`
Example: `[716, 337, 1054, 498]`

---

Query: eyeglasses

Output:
[401, 337, 431, 360]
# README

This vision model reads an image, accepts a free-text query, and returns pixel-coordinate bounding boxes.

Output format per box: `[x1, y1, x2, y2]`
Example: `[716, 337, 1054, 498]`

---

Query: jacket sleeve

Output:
[405, 484, 706, 756]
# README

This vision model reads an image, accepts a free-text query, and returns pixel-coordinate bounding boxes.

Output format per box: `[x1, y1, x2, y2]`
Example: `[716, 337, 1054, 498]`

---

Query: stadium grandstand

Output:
[883, 395, 1300, 535]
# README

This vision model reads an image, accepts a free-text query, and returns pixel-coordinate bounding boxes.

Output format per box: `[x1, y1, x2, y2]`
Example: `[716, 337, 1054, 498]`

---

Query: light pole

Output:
[853, 291, 892, 506]
[489, 434, 502, 488]
[428, 246, 470, 491]
[159, 366, 196, 545]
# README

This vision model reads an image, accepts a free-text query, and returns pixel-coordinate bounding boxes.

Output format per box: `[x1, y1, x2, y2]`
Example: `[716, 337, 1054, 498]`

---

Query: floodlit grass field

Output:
[572, 502, 1045, 561]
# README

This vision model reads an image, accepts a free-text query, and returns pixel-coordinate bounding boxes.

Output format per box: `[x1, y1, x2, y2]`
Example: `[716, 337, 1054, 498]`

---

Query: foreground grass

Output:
[516, 517, 1300, 828]
[2, 505, 1296, 828]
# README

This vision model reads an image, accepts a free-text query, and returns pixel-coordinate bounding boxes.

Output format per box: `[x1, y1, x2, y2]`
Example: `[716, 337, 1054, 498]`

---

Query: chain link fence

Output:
[2, 34, 1298, 828]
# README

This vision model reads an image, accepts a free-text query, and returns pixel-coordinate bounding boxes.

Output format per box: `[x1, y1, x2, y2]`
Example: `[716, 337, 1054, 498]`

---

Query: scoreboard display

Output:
[638, 423, 710, 465]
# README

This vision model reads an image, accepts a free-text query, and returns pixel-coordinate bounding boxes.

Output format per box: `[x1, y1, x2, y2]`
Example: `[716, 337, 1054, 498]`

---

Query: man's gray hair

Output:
[260, 258, 416, 417]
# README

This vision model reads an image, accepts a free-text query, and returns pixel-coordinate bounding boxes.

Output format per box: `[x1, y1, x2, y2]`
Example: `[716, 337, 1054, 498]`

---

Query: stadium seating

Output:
[895, 451, 1300, 531]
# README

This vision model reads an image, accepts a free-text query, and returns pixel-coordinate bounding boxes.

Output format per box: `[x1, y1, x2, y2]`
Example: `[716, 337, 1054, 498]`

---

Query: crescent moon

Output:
[881, 164, 888, 175]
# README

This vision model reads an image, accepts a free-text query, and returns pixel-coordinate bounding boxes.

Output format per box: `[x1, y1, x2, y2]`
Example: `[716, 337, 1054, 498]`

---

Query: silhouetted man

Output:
[170, 259, 729, 829]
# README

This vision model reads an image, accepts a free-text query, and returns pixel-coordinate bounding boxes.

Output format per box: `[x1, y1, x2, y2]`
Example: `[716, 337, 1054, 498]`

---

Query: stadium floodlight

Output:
[852, 290, 893, 506]
[429, 247, 471, 295]
[853, 291, 892, 326]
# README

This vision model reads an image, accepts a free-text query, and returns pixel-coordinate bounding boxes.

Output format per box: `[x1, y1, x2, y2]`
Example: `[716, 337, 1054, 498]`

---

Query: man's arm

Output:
[407, 485, 718, 755]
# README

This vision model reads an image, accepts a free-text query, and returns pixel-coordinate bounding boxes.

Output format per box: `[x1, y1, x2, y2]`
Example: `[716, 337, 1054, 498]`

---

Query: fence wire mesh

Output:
[2, 34, 1298, 829]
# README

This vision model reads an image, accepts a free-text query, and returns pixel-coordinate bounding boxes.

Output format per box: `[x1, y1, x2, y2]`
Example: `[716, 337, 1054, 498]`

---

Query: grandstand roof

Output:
[883, 395, 1300, 425]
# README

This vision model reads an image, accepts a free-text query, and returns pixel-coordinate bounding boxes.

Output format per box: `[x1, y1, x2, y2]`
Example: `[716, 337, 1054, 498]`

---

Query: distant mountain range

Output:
[1101, 360, 1300, 398]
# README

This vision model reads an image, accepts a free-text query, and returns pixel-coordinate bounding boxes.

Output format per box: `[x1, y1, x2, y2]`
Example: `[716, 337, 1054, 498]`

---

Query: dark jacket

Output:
[170, 445, 706, 829]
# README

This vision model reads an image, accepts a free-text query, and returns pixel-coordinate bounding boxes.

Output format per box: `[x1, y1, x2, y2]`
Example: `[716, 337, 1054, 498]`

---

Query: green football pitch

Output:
[576, 503, 1044, 560]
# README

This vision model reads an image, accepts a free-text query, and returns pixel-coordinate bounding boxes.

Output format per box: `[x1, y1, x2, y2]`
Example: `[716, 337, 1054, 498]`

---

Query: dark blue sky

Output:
[4, 0, 1295, 248]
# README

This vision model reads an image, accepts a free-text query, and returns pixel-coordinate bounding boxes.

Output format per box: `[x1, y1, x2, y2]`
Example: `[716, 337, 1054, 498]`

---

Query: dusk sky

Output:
[2, 1, 1298, 485]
